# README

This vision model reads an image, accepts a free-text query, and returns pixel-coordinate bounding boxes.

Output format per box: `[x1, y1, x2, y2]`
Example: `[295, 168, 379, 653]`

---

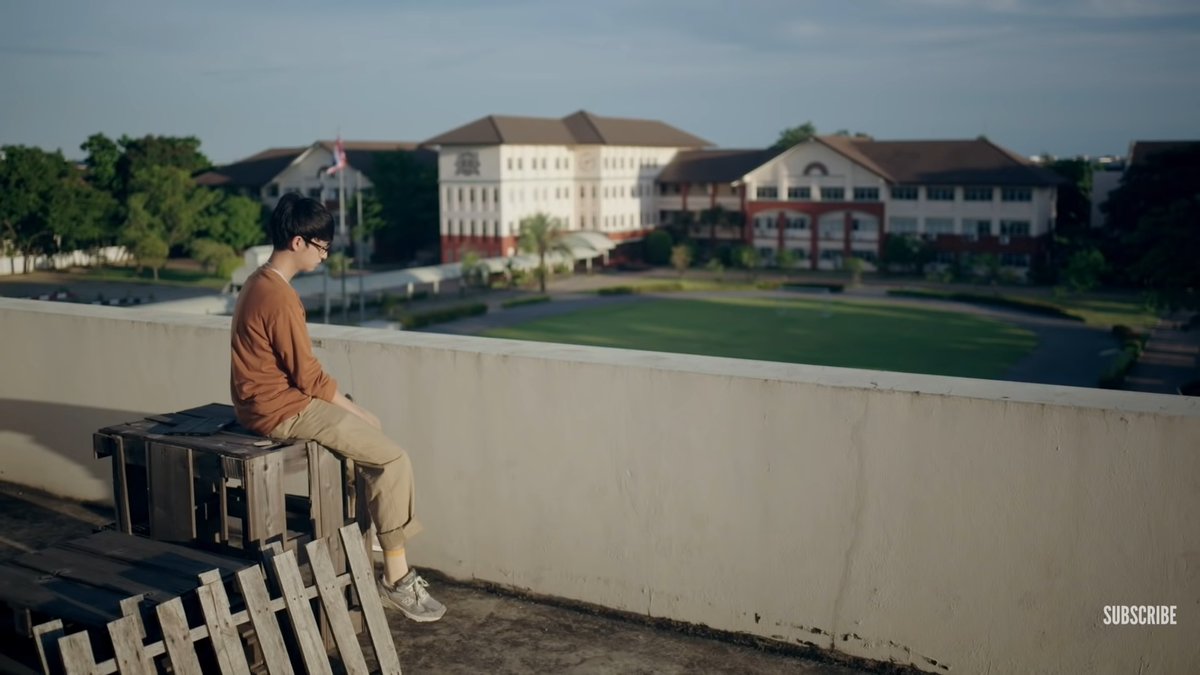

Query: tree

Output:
[117, 134, 210, 196]
[843, 256, 864, 287]
[364, 153, 440, 263]
[0, 145, 72, 272]
[80, 133, 122, 195]
[1063, 248, 1107, 293]
[776, 248, 797, 278]
[670, 244, 692, 278]
[705, 258, 725, 282]
[190, 238, 240, 277]
[770, 122, 817, 151]
[1099, 145, 1200, 302]
[644, 230, 672, 265]
[126, 165, 220, 251]
[202, 193, 265, 252]
[735, 245, 760, 281]
[458, 249, 486, 294]
[518, 212, 568, 293]
[49, 172, 119, 253]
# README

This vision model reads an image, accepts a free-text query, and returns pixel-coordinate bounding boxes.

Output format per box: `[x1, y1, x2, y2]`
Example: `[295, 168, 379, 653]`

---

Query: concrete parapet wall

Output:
[1, 297, 1197, 673]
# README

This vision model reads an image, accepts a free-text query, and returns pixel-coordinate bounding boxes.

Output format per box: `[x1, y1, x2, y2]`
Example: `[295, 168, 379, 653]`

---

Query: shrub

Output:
[501, 295, 551, 309]
[644, 230, 672, 265]
[393, 302, 487, 329]
[1098, 325, 1147, 388]
[783, 282, 845, 293]
[597, 285, 636, 295]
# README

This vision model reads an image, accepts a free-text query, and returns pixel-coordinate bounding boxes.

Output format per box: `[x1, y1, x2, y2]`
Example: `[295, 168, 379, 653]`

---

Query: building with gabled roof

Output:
[423, 110, 710, 261]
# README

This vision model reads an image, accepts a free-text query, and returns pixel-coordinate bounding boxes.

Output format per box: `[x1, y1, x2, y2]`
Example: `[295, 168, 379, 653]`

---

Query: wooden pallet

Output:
[39, 525, 401, 675]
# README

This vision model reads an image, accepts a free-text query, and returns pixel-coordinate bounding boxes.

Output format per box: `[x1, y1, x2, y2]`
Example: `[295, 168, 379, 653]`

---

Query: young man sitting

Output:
[230, 193, 445, 622]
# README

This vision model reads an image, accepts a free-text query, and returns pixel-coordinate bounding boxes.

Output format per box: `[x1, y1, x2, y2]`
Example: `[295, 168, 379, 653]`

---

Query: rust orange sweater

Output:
[230, 267, 338, 435]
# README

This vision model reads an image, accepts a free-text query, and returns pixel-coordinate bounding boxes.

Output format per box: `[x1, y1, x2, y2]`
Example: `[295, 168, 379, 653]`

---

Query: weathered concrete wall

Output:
[1, 297, 1197, 673]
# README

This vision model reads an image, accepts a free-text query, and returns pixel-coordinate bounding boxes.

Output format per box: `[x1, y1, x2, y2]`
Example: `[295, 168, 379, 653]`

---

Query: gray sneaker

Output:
[378, 570, 446, 622]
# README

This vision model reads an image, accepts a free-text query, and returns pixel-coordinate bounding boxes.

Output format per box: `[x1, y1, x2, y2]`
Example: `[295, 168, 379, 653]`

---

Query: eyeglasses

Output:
[306, 239, 331, 255]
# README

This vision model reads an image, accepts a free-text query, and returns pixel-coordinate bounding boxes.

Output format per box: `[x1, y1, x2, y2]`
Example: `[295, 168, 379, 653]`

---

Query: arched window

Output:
[803, 162, 829, 177]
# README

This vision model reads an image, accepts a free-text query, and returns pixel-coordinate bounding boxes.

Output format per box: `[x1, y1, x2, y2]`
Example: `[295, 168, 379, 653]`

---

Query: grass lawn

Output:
[484, 296, 1037, 379]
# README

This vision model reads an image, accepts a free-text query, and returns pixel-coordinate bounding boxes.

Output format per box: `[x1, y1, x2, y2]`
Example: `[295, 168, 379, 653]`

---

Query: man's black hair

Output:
[268, 193, 335, 250]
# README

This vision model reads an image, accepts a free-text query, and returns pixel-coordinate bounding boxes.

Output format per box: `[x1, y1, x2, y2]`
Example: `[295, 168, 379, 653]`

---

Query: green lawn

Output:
[484, 296, 1037, 379]
[84, 265, 228, 289]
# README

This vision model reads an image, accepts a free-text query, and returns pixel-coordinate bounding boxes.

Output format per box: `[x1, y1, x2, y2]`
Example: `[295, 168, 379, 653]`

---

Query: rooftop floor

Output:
[0, 482, 887, 674]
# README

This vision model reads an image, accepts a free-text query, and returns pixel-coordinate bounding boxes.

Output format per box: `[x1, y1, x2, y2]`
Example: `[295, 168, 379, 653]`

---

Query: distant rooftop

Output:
[423, 110, 712, 148]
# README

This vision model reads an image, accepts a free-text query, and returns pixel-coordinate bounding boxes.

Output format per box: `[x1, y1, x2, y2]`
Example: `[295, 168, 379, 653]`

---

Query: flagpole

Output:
[357, 170, 365, 323]
[340, 159, 347, 321]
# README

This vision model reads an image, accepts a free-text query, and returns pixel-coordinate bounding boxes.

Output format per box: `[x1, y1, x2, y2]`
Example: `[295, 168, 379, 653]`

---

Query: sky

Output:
[1, 0, 1198, 165]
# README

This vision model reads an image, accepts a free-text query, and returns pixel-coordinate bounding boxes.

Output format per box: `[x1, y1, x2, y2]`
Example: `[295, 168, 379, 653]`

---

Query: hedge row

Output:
[887, 289, 1083, 321]
[1098, 324, 1147, 389]
[394, 302, 487, 329]
[596, 282, 686, 295]
[781, 282, 845, 293]
[501, 295, 551, 309]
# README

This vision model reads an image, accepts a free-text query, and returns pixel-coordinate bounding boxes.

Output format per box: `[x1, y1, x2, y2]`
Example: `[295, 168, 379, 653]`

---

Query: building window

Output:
[999, 220, 1031, 237]
[891, 186, 918, 200]
[517, 158, 523, 170]
[820, 186, 845, 201]
[964, 187, 993, 201]
[787, 186, 811, 200]
[803, 162, 828, 176]
[268, 183, 280, 197]
[924, 217, 955, 236]
[494, 187, 499, 204]
[926, 186, 955, 201]
[853, 187, 879, 202]
[888, 217, 918, 234]
[756, 186, 778, 199]
[507, 158, 513, 170]
[968, 219, 991, 238]
[787, 216, 809, 230]
[1001, 187, 1033, 202]
[308, 188, 321, 199]
[1001, 253, 1030, 267]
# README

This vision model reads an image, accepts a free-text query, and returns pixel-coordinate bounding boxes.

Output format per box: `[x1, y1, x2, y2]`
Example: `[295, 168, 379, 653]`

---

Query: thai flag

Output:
[324, 136, 347, 176]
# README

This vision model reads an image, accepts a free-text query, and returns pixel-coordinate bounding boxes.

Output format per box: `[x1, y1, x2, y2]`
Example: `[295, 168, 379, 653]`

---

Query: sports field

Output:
[483, 296, 1038, 379]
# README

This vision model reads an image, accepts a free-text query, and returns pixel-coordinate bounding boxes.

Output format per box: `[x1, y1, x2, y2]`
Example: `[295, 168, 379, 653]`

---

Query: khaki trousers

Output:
[270, 398, 422, 550]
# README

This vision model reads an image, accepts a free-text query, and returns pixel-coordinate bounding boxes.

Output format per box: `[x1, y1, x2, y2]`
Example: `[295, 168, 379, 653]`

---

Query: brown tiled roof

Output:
[657, 149, 781, 184]
[195, 141, 431, 189]
[821, 136, 1064, 186]
[423, 110, 710, 147]
[1128, 140, 1200, 167]
[195, 146, 304, 187]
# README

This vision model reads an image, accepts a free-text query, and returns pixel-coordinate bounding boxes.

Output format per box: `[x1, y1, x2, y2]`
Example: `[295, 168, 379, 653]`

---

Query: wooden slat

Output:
[57, 631, 99, 675]
[118, 594, 146, 641]
[339, 525, 402, 675]
[33, 619, 65, 675]
[244, 453, 286, 554]
[62, 530, 253, 578]
[0, 561, 125, 627]
[12, 547, 199, 601]
[235, 565, 294, 675]
[269, 549, 333, 675]
[147, 442, 196, 542]
[155, 597, 204, 675]
[306, 538, 368, 675]
[111, 436, 133, 533]
[108, 614, 154, 675]
[196, 569, 251, 675]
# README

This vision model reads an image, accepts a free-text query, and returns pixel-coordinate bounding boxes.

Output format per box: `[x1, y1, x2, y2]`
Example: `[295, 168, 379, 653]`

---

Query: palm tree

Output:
[518, 212, 569, 293]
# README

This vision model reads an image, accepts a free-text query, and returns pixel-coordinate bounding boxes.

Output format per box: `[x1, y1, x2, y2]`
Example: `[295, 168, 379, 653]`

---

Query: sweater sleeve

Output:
[268, 295, 338, 402]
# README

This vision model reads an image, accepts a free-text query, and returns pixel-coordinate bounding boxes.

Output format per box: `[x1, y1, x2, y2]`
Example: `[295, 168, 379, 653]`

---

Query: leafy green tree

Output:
[844, 256, 864, 287]
[735, 245, 760, 281]
[518, 212, 568, 293]
[0, 145, 72, 271]
[49, 173, 119, 253]
[644, 230, 672, 265]
[190, 238, 240, 277]
[1063, 248, 1107, 293]
[80, 133, 122, 195]
[117, 134, 210, 194]
[126, 165, 220, 250]
[364, 153, 440, 263]
[1127, 198, 1200, 308]
[705, 258, 725, 282]
[202, 193, 265, 252]
[770, 122, 817, 151]
[1101, 144, 1200, 302]
[126, 224, 169, 280]
[776, 248, 797, 277]
[670, 244, 692, 278]
[458, 248, 486, 294]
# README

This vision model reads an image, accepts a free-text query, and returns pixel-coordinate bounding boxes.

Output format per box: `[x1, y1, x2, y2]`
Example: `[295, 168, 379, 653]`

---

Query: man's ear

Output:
[289, 235, 306, 252]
